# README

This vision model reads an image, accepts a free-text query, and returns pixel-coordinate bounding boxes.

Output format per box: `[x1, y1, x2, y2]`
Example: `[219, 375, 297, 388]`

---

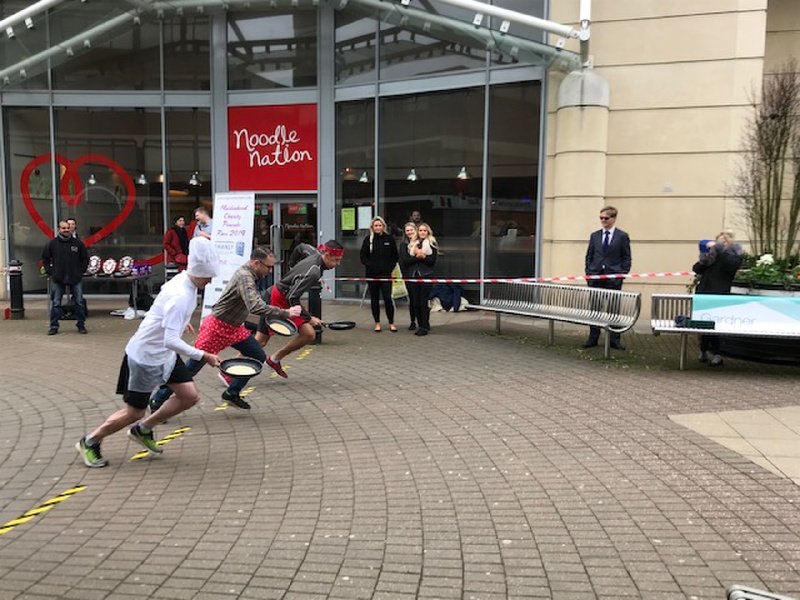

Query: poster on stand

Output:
[203, 192, 255, 317]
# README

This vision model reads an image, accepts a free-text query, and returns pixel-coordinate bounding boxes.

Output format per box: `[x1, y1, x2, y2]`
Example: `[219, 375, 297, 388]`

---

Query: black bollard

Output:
[8, 260, 24, 319]
[308, 285, 322, 344]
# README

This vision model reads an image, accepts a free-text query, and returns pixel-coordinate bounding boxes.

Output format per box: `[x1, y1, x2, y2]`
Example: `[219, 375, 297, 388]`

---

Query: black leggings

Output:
[368, 280, 395, 324]
[407, 282, 432, 330]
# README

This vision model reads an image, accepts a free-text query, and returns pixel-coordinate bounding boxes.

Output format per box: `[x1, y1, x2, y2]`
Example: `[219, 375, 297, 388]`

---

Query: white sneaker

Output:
[710, 354, 724, 367]
[698, 351, 708, 363]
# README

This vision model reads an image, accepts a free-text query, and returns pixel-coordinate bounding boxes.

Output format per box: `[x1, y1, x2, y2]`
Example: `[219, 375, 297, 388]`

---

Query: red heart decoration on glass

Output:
[21, 153, 164, 266]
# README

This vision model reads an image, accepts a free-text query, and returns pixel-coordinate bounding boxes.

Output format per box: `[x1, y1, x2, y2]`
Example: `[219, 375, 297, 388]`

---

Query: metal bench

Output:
[466, 281, 641, 358]
[727, 584, 798, 600]
[651, 293, 800, 369]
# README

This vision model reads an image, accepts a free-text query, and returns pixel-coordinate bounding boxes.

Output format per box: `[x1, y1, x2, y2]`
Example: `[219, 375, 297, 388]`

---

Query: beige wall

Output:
[543, 1, 772, 311]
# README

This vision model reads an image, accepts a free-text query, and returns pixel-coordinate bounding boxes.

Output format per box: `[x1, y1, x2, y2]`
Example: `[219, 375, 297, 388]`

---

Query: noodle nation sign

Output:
[228, 104, 317, 191]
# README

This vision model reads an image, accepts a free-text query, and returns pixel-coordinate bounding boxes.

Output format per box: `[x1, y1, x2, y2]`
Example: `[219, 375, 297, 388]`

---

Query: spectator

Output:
[163, 215, 190, 272]
[66, 218, 78, 239]
[255, 218, 270, 246]
[193, 206, 213, 240]
[360, 216, 399, 332]
[583, 206, 632, 350]
[693, 232, 744, 367]
[401, 223, 438, 336]
[399, 222, 418, 330]
[410, 210, 422, 226]
[42, 220, 89, 335]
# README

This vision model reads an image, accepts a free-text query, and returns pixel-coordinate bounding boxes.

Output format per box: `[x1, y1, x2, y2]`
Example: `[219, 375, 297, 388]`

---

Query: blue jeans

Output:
[150, 333, 266, 408]
[50, 280, 85, 329]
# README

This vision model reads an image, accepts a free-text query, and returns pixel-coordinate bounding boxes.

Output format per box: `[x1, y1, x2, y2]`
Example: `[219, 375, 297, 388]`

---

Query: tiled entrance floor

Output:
[671, 406, 800, 486]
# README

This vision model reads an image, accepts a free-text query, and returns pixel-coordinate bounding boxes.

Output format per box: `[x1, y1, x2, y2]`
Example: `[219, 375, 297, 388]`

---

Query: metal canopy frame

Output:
[0, 0, 586, 89]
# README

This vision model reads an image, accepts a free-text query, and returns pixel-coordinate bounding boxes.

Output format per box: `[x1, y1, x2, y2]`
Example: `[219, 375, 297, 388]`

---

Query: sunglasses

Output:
[599, 216, 614, 221]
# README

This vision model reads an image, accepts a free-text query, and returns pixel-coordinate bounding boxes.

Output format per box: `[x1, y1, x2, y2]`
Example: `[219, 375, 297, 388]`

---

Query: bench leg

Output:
[679, 333, 687, 371]
[496, 312, 501, 335]
[603, 332, 611, 359]
[547, 320, 554, 345]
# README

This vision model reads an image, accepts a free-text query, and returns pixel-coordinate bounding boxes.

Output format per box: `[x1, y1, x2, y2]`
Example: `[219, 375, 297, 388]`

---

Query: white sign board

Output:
[202, 192, 255, 317]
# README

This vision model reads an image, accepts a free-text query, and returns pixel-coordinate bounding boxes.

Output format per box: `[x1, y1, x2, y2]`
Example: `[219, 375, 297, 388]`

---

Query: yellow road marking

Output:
[130, 426, 191, 460]
[297, 348, 313, 360]
[0, 485, 87, 536]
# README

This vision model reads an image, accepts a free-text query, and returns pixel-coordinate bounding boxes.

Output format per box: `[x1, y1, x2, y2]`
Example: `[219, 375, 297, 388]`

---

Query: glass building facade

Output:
[1, 0, 574, 299]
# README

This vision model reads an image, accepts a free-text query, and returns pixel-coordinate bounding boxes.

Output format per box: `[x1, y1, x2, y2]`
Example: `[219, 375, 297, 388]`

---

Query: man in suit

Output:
[583, 206, 632, 350]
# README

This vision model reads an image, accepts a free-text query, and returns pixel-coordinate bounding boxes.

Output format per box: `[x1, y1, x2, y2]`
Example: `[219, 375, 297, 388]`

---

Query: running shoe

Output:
[128, 424, 163, 454]
[218, 371, 233, 387]
[76, 437, 108, 468]
[265, 356, 288, 379]
[222, 390, 251, 410]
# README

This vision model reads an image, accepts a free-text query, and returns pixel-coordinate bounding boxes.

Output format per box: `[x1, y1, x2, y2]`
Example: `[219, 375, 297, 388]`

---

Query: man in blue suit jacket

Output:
[583, 206, 632, 350]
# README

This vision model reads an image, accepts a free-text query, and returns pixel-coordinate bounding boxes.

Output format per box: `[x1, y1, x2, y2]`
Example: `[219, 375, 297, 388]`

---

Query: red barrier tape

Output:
[328, 271, 693, 284]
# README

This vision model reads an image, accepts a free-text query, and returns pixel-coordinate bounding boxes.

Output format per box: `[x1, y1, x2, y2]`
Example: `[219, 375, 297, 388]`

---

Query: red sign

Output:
[228, 104, 317, 191]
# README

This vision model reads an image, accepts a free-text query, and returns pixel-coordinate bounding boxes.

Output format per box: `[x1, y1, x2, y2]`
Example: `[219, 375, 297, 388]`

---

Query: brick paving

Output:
[1, 299, 799, 599]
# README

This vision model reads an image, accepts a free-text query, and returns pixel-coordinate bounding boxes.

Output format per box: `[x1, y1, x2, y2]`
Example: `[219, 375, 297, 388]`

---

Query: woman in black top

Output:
[399, 222, 418, 330]
[401, 222, 438, 336]
[360, 216, 400, 332]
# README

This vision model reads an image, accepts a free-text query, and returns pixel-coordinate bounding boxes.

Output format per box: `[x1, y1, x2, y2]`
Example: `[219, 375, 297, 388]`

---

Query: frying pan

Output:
[220, 357, 263, 380]
[267, 318, 298, 336]
[318, 320, 357, 330]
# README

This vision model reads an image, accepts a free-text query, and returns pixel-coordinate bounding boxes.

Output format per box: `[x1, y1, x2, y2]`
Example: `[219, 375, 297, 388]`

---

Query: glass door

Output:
[253, 196, 317, 282]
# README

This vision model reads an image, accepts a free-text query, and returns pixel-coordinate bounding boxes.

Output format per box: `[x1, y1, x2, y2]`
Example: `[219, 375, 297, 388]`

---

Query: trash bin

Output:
[8, 259, 24, 320]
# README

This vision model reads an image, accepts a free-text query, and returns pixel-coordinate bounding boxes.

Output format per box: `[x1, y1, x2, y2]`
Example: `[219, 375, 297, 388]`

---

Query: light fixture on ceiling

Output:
[87, 173, 97, 186]
[188, 171, 200, 186]
[456, 166, 470, 180]
[342, 167, 356, 181]
[358, 171, 370, 184]
[136, 173, 148, 186]
[406, 168, 419, 182]
[157, 172, 165, 183]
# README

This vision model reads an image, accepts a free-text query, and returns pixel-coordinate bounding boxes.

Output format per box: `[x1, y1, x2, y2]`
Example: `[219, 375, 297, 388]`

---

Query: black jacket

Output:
[585, 228, 632, 275]
[360, 232, 399, 277]
[693, 246, 743, 294]
[42, 235, 89, 285]
[399, 240, 437, 278]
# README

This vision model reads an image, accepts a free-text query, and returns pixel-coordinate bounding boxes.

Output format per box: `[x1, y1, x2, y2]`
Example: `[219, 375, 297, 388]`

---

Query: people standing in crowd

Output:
[401, 223, 438, 336]
[262, 241, 344, 378]
[399, 222, 419, 330]
[75, 238, 221, 468]
[360, 216, 399, 332]
[149, 246, 301, 412]
[583, 206, 632, 350]
[193, 206, 213, 240]
[42, 220, 89, 335]
[693, 232, 744, 367]
[163, 215, 190, 272]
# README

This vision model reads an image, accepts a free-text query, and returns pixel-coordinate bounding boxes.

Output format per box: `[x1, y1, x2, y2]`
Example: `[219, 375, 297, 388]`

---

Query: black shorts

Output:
[115, 354, 193, 409]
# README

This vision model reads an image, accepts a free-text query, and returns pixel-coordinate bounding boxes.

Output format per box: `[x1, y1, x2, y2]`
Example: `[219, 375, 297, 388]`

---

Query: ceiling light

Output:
[358, 171, 370, 184]
[188, 171, 200, 186]
[342, 167, 356, 181]
[136, 173, 148, 186]
[406, 168, 419, 182]
[6, 27, 14, 39]
[456, 166, 470, 180]
[24, 18, 34, 30]
[87, 173, 97, 185]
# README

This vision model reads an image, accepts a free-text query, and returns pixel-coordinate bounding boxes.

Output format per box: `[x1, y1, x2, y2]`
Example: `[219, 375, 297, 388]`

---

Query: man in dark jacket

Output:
[583, 206, 632, 350]
[42, 220, 89, 335]
[693, 233, 743, 366]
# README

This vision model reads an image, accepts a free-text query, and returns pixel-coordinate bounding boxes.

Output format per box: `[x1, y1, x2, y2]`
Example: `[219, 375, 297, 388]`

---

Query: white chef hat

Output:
[186, 237, 219, 278]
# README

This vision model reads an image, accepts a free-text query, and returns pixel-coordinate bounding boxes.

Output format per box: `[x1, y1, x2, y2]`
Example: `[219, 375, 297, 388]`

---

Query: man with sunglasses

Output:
[149, 246, 301, 411]
[583, 206, 632, 350]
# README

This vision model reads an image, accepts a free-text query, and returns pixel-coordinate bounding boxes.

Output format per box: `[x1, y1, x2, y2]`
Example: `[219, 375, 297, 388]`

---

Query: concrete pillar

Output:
[544, 69, 610, 278]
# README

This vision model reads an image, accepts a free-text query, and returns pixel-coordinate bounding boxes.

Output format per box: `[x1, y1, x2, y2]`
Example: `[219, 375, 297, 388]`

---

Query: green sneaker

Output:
[128, 424, 163, 454]
[76, 437, 108, 468]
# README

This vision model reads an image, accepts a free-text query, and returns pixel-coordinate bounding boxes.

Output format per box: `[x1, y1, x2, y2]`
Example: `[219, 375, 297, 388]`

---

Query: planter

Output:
[719, 286, 800, 365]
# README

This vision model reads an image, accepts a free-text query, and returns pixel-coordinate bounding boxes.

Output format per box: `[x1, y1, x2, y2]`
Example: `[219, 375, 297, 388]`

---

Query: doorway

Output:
[254, 196, 318, 281]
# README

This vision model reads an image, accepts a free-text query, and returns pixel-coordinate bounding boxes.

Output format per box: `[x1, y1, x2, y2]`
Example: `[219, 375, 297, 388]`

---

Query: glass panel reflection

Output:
[53, 107, 163, 291]
[227, 10, 317, 90]
[0, 1, 48, 89]
[164, 16, 210, 91]
[485, 81, 540, 278]
[7, 108, 53, 292]
[380, 88, 484, 291]
[336, 99, 375, 298]
[335, 8, 377, 85]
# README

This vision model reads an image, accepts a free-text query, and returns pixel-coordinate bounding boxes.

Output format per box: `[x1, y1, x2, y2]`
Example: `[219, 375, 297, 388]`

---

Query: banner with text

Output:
[691, 294, 800, 333]
[203, 192, 255, 317]
[228, 104, 317, 191]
